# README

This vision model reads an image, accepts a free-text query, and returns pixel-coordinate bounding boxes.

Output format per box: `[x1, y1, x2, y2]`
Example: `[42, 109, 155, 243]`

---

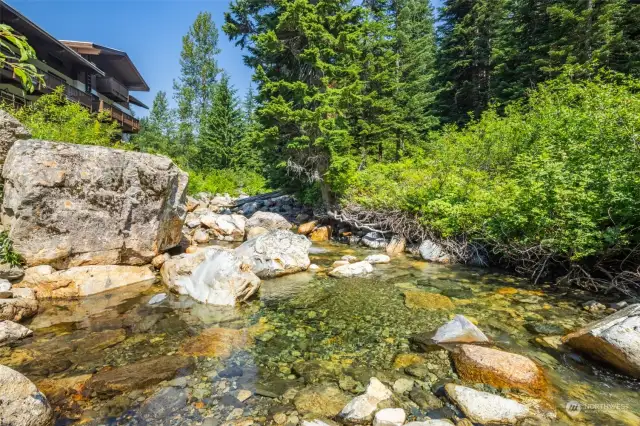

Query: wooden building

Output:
[0, 2, 149, 133]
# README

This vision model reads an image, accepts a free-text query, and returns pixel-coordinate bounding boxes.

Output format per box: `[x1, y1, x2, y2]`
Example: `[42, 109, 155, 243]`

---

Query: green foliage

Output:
[133, 90, 177, 156]
[197, 75, 260, 171]
[0, 231, 22, 267]
[9, 87, 121, 146]
[188, 169, 268, 196]
[0, 24, 43, 93]
[173, 11, 221, 164]
[346, 72, 640, 267]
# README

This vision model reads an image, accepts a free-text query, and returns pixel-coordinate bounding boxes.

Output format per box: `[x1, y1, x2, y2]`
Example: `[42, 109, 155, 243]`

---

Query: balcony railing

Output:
[0, 64, 139, 133]
[95, 99, 140, 133]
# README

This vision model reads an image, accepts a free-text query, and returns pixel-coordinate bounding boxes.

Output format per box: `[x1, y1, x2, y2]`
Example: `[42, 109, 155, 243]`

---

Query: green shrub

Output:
[0, 231, 21, 267]
[7, 86, 122, 147]
[344, 71, 640, 287]
[187, 169, 269, 196]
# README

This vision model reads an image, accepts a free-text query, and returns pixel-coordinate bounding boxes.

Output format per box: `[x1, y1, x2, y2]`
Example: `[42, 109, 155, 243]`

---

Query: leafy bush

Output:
[0, 231, 21, 267]
[188, 169, 269, 196]
[7, 87, 122, 147]
[345, 71, 640, 291]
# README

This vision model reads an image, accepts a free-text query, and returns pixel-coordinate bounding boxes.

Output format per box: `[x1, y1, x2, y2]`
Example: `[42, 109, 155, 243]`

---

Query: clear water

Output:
[2, 242, 639, 425]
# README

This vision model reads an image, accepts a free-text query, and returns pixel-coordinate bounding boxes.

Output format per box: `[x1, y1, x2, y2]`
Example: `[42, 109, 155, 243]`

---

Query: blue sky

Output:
[9, 0, 252, 117]
[9, 0, 443, 117]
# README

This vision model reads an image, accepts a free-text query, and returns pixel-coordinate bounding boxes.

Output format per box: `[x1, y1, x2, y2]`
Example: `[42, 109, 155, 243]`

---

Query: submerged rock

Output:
[405, 421, 454, 426]
[432, 315, 490, 345]
[161, 247, 260, 305]
[445, 383, 530, 425]
[294, 384, 351, 418]
[452, 344, 549, 397]
[328, 261, 373, 278]
[404, 291, 454, 310]
[148, 293, 167, 305]
[137, 386, 188, 422]
[0, 364, 53, 426]
[235, 230, 311, 278]
[0, 319, 33, 346]
[339, 377, 393, 423]
[2, 139, 188, 268]
[180, 327, 252, 359]
[419, 240, 451, 263]
[18, 264, 156, 299]
[373, 408, 406, 426]
[86, 355, 193, 396]
[562, 303, 640, 378]
[365, 254, 391, 264]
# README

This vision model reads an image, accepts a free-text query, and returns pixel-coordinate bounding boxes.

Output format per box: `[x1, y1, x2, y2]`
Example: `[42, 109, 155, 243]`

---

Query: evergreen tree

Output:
[436, 0, 507, 124]
[134, 91, 175, 155]
[174, 12, 221, 164]
[225, 0, 365, 205]
[242, 83, 256, 126]
[197, 75, 245, 171]
[393, 0, 439, 152]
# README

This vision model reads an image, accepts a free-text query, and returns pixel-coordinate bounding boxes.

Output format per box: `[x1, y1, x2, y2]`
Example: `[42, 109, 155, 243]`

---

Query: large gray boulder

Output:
[0, 364, 53, 426]
[2, 140, 188, 268]
[235, 230, 311, 278]
[562, 303, 640, 378]
[245, 211, 292, 233]
[161, 247, 260, 305]
[0, 110, 30, 166]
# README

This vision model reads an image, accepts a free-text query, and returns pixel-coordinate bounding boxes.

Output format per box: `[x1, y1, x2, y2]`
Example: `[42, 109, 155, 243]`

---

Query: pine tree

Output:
[197, 75, 246, 171]
[133, 91, 175, 156]
[243, 83, 256, 126]
[393, 0, 439, 152]
[225, 0, 365, 205]
[436, 0, 507, 124]
[173, 12, 221, 165]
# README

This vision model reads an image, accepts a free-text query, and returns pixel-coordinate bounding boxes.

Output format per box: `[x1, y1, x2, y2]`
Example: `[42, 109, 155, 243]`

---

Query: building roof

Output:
[0, 2, 104, 76]
[129, 94, 149, 109]
[61, 41, 150, 92]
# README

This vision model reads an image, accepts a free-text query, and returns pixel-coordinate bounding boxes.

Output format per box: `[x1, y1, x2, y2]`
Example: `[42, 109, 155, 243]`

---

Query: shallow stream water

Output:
[2, 242, 639, 425]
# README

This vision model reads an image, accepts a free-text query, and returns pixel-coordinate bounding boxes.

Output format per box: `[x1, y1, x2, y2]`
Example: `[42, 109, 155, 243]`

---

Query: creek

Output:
[2, 241, 638, 425]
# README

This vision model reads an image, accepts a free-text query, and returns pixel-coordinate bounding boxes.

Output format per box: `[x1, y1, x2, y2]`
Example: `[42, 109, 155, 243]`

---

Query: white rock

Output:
[373, 408, 406, 426]
[19, 265, 156, 299]
[0, 279, 11, 292]
[309, 264, 320, 271]
[404, 421, 454, 426]
[445, 384, 530, 424]
[301, 420, 339, 426]
[341, 255, 358, 263]
[161, 247, 260, 305]
[340, 378, 392, 423]
[392, 378, 414, 394]
[235, 230, 311, 278]
[433, 315, 490, 344]
[328, 261, 373, 278]
[562, 303, 640, 378]
[364, 254, 391, 264]
[0, 320, 33, 346]
[200, 214, 246, 241]
[419, 240, 451, 263]
[193, 228, 210, 244]
[148, 293, 167, 305]
[361, 232, 387, 249]
[0, 364, 53, 425]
